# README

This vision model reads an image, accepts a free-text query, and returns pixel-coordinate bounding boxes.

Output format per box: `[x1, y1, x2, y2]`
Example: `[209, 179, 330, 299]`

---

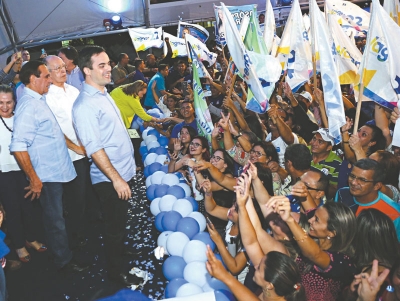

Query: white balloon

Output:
[172, 199, 193, 217]
[161, 173, 180, 186]
[145, 176, 152, 187]
[176, 283, 203, 297]
[159, 195, 177, 212]
[177, 183, 192, 197]
[182, 240, 207, 263]
[151, 171, 166, 185]
[150, 197, 161, 216]
[144, 134, 157, 145]
[156, 154, 168, 165]
[188, 212, 206, 232]
[142, 128, 151, 140]
[140, 140, 147, 147]
[183, 261, 208, 287]
[157, 231, 173, 255]
[166, 231, 189, 257]
[144, 153, 158, 166]
[147, 141, 160, 151]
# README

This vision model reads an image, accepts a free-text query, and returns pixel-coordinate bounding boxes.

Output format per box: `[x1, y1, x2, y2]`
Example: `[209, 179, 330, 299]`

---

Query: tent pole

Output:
[0, 0, 18, 52]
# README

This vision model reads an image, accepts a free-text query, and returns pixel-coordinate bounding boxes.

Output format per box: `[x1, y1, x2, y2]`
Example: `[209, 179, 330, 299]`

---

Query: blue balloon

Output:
[149, 162, 162, 175]
[165, 278, 187, 298]
[142, 153, 148, 162]
[148, 128, 160, 138]
[174, 172, 184, 179]
[154, 184, 169, 198]
[146, 184, 157, 201]
[186, 197, 198, 211]
[214, 289, 235, 301]
[144, 165, 150, 177]
[162, 256, 186, 280]
[176, 217, 200, 239]
[139, 145, 148, 156]
[167, 185, 185, 199]
[97, 289, 151, 301]
[160, 165, 169, 173]
[161, 211, 182, 231]
[155, 212, 166, 232]
[281, 0, 292, 5]
[192, 232, 215, 251]
[148, 148, 157, 154]
[139, 124, 145, 133]
[158, 136, 169, 147]
[155, 147, 168, 155]
[205, 274, 230, 291]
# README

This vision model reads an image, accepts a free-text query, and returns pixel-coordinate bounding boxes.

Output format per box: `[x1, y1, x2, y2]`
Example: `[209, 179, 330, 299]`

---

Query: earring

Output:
[327, 236, 331, 240]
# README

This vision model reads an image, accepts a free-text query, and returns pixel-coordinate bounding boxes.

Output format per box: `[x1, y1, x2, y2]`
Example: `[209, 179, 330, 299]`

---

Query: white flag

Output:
[185, 33, 217, 66]
[310, 0, 346, 143]
[263, 0, 276, 54]
[327, 12, 362, 84]
[177, 21, 209, 43]
[163, 32, 187, 58]
[383, 0, 400, 25]
[128, 27, 163, 51]
[277, 0, 312, 91]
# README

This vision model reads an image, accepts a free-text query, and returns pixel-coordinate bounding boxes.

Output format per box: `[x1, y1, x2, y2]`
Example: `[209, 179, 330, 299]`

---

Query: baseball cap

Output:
[312, 128, 335, 145]
[299, 91, 312, 102]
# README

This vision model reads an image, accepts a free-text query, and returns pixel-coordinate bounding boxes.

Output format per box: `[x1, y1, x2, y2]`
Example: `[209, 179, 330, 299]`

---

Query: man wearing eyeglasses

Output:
[335, 158, 400, 240]
[44, 55, 88, 250]
[309, 128, 342, 199]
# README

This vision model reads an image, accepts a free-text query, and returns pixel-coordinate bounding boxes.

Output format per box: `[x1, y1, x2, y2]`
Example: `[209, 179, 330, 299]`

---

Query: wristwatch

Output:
[234, 131, 243, 139]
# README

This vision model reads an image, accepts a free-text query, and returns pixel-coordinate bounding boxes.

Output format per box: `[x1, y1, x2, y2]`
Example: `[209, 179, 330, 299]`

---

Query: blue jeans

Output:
[39, 182, 72, 268]
[0, 266, 6, 301]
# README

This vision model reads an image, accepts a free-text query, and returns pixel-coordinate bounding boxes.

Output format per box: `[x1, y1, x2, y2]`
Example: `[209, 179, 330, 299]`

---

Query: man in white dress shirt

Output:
[44, 55, 88, 249]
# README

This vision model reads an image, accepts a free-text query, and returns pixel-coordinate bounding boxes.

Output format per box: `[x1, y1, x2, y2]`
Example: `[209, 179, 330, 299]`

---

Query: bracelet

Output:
[293, 228, 309, 243]
[342, 141, 349, 144]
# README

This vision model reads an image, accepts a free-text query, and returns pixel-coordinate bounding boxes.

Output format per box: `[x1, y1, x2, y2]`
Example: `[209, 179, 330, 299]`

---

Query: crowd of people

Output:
[0, 32, 399, 301]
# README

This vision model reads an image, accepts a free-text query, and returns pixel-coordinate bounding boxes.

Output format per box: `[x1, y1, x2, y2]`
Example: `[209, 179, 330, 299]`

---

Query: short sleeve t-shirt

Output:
[170, 120, 198, 139]
[335, 188, 400, 240]
[266, 133, 299, 167]
[310, 148, 342, 186]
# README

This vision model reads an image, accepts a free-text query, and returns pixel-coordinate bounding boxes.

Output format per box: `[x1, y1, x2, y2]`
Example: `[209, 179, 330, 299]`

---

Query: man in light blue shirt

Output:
[144, 64, 171, 109]
[58, 46, 84, 91]
[72, 46, 139, 287]
[10, 61, 87, 272]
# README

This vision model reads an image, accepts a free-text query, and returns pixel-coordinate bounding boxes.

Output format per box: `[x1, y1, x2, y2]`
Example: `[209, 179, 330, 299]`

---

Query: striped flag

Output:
[310, 0, 346, 143]
[188, 43, 214, 144]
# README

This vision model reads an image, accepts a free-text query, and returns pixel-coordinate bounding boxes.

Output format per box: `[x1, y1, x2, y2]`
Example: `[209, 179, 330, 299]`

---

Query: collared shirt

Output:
[144, 72, 166, 108]
[112, 63, 135, 87]
[309, 147, 342, 186]
[131, 70, 147, 83]
[67, 66, 84, 91]
[45, 83, 84, 162]
[10, 87, 76, 183]
[72, 83, 135, 184]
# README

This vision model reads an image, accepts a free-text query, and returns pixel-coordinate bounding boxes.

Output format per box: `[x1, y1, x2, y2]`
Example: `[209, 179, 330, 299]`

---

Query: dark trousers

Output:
[39, 182, 72, 268]
[131, 138, 143, 168]
[63, 158, 88, 246]
[93, 181, 129, 276]
[0, 171, 38, 249]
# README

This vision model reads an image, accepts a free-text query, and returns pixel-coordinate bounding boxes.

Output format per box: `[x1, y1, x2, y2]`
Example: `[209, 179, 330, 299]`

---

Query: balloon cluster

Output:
[141, 126, 233, 300]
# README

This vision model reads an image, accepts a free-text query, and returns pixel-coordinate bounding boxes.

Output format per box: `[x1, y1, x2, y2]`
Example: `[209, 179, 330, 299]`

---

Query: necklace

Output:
[0, 115, 13, 132]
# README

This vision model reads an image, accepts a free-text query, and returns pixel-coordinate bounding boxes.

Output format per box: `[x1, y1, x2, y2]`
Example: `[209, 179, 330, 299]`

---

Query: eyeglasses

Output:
[49, 64, 66, 73]
[348, 173, 375, 184]
[211, 155, 224, 162]
[190, 142, 201, 148]
[250, 150, 266, 158]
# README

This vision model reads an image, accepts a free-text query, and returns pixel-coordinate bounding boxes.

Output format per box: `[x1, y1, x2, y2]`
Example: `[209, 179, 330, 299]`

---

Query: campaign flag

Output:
[128, 27, 163, 51]
[221, 2, 270, 113]
[355, 0, 400, 111]
[185, 33, 217, 66]
[244, 9, 268, 54]
[163, 32, 187, 58]
[189, 45, 214, 144]
[187, 42, 213, 80]
[383, 0, 400, 25]
[178, 21, 209, 43]
[263, 0, 276, 54]
[214, 4, 257, 46]
[310, 0, 346, 144]
[277, 0, 312, 92]
[327, 12, 362, 84]
[326, 0, 370, 36]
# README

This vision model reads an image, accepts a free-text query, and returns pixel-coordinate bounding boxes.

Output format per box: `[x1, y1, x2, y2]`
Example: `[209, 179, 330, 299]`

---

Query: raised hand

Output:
[266, 196, 292, 222]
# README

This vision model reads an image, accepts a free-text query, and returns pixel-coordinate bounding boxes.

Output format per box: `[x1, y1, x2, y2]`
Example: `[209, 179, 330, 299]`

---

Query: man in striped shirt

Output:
[309, 128, 342, 199]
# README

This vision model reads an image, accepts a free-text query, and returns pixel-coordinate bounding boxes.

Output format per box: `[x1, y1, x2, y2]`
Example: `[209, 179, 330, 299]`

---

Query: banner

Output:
[163, 32, 187, 58]
[326, 0, 370, 36]
[187, 42, 213, 80]
[383, 0, 400, 25]
[310, 0, 346, 144]
[221, 2, 269, 113]
[185, 33, 217, 66]
[128, 27, 163, 51]
[189, 44, 214, 144]
[355, 0, 400, 110]
[214, 4, 257, 46]
[263, 0, 276, 54]
[178, 21, 209, 43]
[277, 0, 312, 92]
[327, 12, 362, 84]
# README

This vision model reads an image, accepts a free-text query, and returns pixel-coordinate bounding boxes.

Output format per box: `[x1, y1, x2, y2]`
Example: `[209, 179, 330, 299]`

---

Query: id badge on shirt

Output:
[127, 129, 140, 139]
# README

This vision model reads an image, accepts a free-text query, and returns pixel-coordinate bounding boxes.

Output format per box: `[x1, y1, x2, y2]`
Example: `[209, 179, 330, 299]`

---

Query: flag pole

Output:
[309, 0, 318, 93]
